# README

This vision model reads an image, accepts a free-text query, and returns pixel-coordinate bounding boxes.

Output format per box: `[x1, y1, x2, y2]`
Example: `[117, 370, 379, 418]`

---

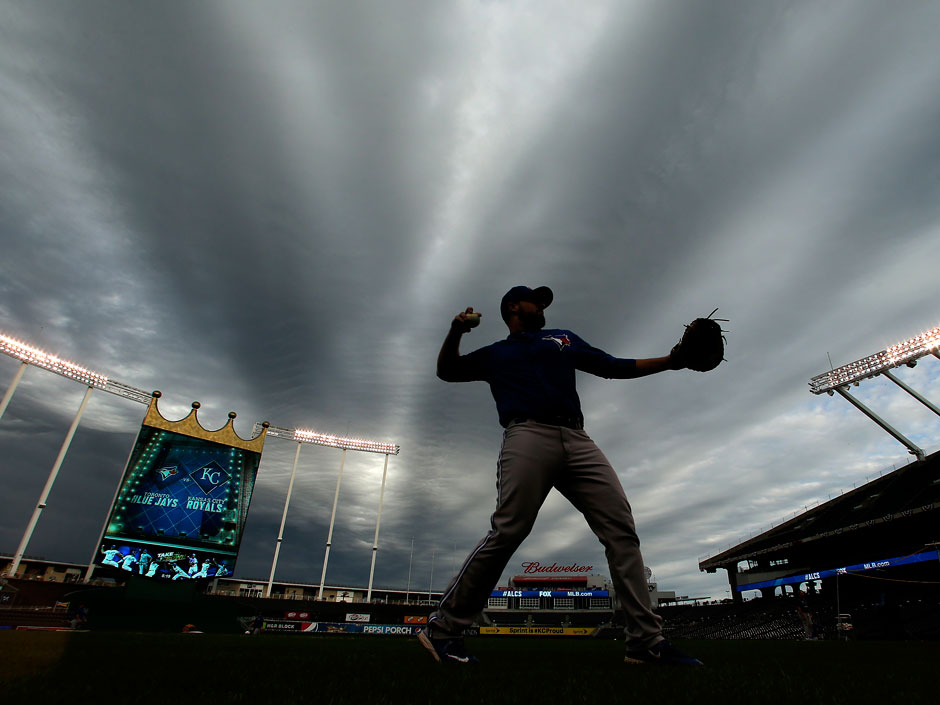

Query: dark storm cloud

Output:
[2, 1, 940, 598]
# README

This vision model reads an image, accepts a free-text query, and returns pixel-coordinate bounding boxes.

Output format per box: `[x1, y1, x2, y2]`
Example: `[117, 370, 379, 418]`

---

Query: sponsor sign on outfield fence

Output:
[261, 621, 482, 636]
[263, 621, 421, 635]
[263, 620, 303, 632]
[480, 626, 595, 636]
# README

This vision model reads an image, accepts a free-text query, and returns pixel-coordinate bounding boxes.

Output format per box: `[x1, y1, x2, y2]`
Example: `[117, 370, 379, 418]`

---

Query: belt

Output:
[509, 415, 583, 430]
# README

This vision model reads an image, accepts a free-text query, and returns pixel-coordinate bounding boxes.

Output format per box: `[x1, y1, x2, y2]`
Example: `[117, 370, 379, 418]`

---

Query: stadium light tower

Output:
[809, 325, 940, 461]
[0, 331, 152, 404]
[2, 327, 403, 590]
[0, 331, 152, 579]
[253, 423, 400, 599]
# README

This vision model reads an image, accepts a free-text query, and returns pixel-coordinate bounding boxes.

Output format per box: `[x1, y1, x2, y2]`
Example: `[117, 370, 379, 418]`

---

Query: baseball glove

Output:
[670, 309, 727, 372]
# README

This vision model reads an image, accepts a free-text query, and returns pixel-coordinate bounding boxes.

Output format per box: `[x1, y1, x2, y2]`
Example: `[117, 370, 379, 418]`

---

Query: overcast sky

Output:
[2, 0, 940, 602]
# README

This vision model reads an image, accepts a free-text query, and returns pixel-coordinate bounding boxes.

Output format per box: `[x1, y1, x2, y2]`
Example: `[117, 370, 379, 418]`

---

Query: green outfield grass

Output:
[0, 632, 936, 704]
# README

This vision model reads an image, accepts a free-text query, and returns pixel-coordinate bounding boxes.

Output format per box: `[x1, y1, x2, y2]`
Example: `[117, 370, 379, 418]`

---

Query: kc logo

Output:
[201, 468, 222, 484]
[190, 460, 230, 495]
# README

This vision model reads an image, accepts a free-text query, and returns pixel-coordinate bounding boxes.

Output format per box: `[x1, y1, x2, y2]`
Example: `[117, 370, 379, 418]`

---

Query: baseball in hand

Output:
[464, 312, 481, 327]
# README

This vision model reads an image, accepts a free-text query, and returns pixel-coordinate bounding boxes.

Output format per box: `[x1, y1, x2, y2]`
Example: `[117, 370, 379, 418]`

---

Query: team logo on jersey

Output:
[543, 334, 571, 350]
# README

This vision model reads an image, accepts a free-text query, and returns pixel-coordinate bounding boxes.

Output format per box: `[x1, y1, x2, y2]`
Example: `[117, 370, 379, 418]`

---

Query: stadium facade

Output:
[699, 450, 940, 606]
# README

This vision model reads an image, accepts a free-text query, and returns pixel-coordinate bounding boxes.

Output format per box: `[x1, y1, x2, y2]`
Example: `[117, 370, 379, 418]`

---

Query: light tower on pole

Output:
[1, 328, 401, 593]
[809, 325, 940, 461]
[0, 331, 151, 578]
[253, 423, 400, 599]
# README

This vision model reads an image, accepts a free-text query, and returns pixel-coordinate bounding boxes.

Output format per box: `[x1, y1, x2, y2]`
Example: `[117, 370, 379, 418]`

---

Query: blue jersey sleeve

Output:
[568, 332, 638, 379]
[445, 345, 491, 382]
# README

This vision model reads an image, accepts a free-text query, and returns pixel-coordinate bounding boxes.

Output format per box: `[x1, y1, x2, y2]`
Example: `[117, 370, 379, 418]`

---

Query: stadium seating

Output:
[0, 607, 72, 629]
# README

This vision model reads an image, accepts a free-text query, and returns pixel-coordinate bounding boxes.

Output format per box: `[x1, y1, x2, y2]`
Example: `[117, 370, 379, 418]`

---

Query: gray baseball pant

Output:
[429, 420, 664, 649]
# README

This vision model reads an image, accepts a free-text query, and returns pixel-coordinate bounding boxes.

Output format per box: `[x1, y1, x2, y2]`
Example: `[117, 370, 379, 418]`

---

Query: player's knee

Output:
[489, 522, 533, 550]
[595, 522, 640, 549]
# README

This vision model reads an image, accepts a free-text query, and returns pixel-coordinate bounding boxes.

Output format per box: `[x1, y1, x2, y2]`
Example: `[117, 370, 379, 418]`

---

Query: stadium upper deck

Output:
[700, 450, 940, 600]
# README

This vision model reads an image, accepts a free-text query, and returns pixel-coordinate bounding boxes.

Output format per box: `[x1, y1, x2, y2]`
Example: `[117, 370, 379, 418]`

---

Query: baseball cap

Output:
[500, 285, 553, 322]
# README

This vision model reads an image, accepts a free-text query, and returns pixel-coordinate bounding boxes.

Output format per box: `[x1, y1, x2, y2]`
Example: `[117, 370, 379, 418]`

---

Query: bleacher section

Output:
[0, 607, 72, 630]
[836, 598, 940, 640]
[658, 601, 806, 640]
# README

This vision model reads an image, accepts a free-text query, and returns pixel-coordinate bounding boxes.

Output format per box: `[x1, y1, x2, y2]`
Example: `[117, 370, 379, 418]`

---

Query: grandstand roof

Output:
[699, 450, 940, 574]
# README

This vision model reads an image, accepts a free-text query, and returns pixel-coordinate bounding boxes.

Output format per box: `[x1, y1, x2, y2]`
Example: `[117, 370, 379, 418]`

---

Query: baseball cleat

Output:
[418, 627, 479, 665]
[624, 639, 703, 666]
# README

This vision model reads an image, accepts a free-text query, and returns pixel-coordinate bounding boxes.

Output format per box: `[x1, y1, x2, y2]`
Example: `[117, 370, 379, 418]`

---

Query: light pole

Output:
[428, 549, 436, 604]
[0, 361, 27, 423]
[318, 449, 347, 600]
[406, 536, 415, 604]
[256, 424, 399, 602]
[266, 441, 303, 597]
[0, 332, 159, 580]
[7, 385, 94, 578]
[366, 453, 390, 602]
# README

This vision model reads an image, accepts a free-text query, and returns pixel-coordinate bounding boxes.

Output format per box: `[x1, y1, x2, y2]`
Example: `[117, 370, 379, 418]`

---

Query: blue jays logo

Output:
[543, 334, 571, 350]
[154, 465, 183, 488]
[157, 467, 179, 481]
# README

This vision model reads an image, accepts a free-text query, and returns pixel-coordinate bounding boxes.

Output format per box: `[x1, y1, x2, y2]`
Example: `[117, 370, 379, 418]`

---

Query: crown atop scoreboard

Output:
[143, 391, 268, 453]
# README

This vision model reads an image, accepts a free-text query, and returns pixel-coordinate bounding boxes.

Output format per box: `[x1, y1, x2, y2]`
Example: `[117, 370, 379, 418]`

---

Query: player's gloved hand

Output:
[451, 307, 481, 333]
[669, 310, 727, 372]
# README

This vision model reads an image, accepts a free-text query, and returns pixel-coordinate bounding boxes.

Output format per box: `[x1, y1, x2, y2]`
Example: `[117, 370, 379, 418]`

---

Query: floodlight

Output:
[808, 324, 940, 461]
[1, 332, 109, 387]
[256, 423, 399, 455]
[0, 329, 151, 403]
[809, 325, 940, 394]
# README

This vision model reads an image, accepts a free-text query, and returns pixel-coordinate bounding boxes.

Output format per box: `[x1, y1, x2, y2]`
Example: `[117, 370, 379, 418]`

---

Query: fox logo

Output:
[543, 334, 571, 350]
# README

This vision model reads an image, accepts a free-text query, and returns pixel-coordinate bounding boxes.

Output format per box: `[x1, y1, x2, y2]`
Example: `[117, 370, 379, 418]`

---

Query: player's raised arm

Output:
[631, 355, 675, 377]
[582, 311, 727, 378]
[437, 307, 481, 382]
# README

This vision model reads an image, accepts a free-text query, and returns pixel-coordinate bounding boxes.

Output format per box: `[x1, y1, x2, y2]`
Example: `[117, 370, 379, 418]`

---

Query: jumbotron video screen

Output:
[96, 425, 261, 580]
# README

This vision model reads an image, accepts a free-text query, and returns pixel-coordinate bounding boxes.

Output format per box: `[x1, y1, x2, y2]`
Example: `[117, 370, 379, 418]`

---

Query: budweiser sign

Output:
[521, 561, 593, 574]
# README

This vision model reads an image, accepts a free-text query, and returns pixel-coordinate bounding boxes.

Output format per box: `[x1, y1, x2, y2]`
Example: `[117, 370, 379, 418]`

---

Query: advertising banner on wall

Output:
[96, 394, 267, 580]
[262, 621, 422, 635]
[479, 626, 595, 636]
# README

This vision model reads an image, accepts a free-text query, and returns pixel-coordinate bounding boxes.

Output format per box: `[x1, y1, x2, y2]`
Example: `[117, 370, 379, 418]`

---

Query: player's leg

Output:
[553, 429, 664, 649]
[429, 421, 563, 636]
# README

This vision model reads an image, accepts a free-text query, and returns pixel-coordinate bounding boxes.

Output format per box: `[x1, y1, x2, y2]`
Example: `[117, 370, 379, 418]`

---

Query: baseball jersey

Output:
[451, 329, 637, 427]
